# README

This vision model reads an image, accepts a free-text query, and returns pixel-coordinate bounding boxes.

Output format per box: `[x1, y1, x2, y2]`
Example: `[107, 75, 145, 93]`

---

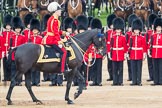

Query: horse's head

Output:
[154, 0, 162, 15]
[21, 0, 38, 14]
[92, 29, 107, 56]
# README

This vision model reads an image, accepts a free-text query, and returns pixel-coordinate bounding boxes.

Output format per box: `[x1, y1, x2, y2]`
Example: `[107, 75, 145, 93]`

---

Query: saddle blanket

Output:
[37, 45, 76, 63]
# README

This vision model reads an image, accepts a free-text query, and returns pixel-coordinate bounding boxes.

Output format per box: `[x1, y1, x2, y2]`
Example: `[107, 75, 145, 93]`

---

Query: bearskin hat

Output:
[132, 18, 143, 32]
[3, 14, 13, 28]
[88, 16, 94, 27]
[127, 14, 138, 27]
[12, 16, 24, 31]
[63, 17, 74, 30]
[107, 14, 116, 28]
[42, 14, 51, 31]
[76, 15, 88, 31]
[113, 17, 125, 31]
[30, 19, 41, 31]
[90, 18, 102, 29]
[153, 18, 162, 30]
[148, 13, 158, 28]
[24, 13, 34, 27]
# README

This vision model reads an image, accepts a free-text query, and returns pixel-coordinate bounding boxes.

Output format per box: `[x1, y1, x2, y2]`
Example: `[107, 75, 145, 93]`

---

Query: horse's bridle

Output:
[21, 0, 38, 13]
[133, 0, 149, 10]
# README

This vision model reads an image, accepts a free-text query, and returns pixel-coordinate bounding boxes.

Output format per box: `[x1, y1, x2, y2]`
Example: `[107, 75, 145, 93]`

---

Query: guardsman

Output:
[10, 16, 25, 86]
[150, 18, 162, 85]
[129, 19, 147, 86]
[23, 14, 34, 43]
[42, 2, 70, 73]
[30, 18, 42, 86]
[145, 13, 158, 82]
[75, 15, 89, 33]
[126, 14, 138, 81]
[106, 14, 116, 81]
[89, 18, 103, 86]
[41, 14, 51, 82]
[108, 17, 127, 86]
[1, 14, 14, 81]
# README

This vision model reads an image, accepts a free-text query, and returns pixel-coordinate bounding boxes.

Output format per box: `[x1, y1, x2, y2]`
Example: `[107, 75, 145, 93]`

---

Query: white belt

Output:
[113, 47, 124, 50]
[132, 47, 143, 50]
[153, 45, 162, 48]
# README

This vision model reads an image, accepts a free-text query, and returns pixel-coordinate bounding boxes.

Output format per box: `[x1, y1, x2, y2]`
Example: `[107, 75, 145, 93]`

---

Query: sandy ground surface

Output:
[1, 59, 162, 108]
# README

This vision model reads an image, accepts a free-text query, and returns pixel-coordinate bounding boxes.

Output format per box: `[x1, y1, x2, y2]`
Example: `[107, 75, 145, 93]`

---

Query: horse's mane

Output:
[74, 29, 97, 38]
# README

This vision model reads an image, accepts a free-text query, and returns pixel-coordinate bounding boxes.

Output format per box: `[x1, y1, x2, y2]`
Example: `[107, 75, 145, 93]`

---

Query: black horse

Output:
[6, 29, 107, 105]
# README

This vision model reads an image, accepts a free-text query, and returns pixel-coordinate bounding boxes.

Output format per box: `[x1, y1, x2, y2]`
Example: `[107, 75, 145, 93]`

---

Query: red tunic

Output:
[108, 33, 127, 61]
[0, 36, 2, 58]
[30, 35, 42, 44]
[43, 15, 62, 45]
[23, 28, 33, 43]
[145, 29, 154, 50]
[106, 29, 114, 53]
[128, 35, 147, 60]
[1, 31, 14, 57]
[11, 33, 25, 60]
[151, 33, 162, 58]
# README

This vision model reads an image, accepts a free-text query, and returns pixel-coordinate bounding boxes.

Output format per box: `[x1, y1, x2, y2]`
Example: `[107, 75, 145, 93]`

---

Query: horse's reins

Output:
[69, 0, 80, 10]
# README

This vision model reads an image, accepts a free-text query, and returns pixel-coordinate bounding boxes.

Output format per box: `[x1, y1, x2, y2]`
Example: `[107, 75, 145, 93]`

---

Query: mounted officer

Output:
[42, 2, 70, 73]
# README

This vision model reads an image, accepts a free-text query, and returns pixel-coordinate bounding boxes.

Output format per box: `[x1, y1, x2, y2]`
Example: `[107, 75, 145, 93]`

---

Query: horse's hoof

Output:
[8, 101, 13, 105]
[34, 100, 43, 105]
[74, 92, 79, 100]
[67, 100, 74, 104]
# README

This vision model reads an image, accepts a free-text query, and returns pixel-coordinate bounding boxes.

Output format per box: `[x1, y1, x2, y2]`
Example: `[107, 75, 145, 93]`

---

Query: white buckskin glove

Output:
[66, 32, 70, 36]
[143, 53, 146, 61]
[2, 51, 5, 58]
[147, 49, 152, 58]
[124, 53, 127, 60]
[58, 44, 63, 48]
[108, 53, 112, 60]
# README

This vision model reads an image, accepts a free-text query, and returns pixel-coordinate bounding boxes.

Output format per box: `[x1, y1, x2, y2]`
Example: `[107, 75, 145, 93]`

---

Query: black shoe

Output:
[130, 83, 136, 86]
[49, 83, 57, 86]
[17, 83, 22, 86]
[118, 83, 124, 86]
[41, 80, 46, 82]
[111, 84, 118, 86]
[137, 83, 142, 86]
[150, 83, 158, 86]
[147, 79, 153, 82]
[97, 83, 102, 86]
[127, 79, 132, 81]
[31, 83, 36, 86]
[36, 84, 40, 87]
[89, 83, 97, 86]
[58, 84, 63, 86]
[107, 78, 113, 81]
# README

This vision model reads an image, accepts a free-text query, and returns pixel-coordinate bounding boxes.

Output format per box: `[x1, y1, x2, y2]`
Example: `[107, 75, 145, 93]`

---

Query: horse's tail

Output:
[3, 48, 17, 86]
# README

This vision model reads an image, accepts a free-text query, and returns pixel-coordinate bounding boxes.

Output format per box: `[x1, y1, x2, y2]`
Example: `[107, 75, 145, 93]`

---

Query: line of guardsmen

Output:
[1, 12, 162, 87]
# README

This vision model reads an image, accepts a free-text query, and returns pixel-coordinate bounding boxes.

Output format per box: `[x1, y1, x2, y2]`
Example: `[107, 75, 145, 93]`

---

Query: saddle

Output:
[37, 45, 76, 63]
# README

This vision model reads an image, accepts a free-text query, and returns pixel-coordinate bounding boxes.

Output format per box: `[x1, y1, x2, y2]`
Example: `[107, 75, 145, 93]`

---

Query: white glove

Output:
[124, 53, 127, 60]
[66, 32, 70, 36]
[58, 44, 63, 48]
[147, 50, 152, 57]
[2, 51, 5, 58]
[143, 53, 146, 60]
[108, 53, 112, 60]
